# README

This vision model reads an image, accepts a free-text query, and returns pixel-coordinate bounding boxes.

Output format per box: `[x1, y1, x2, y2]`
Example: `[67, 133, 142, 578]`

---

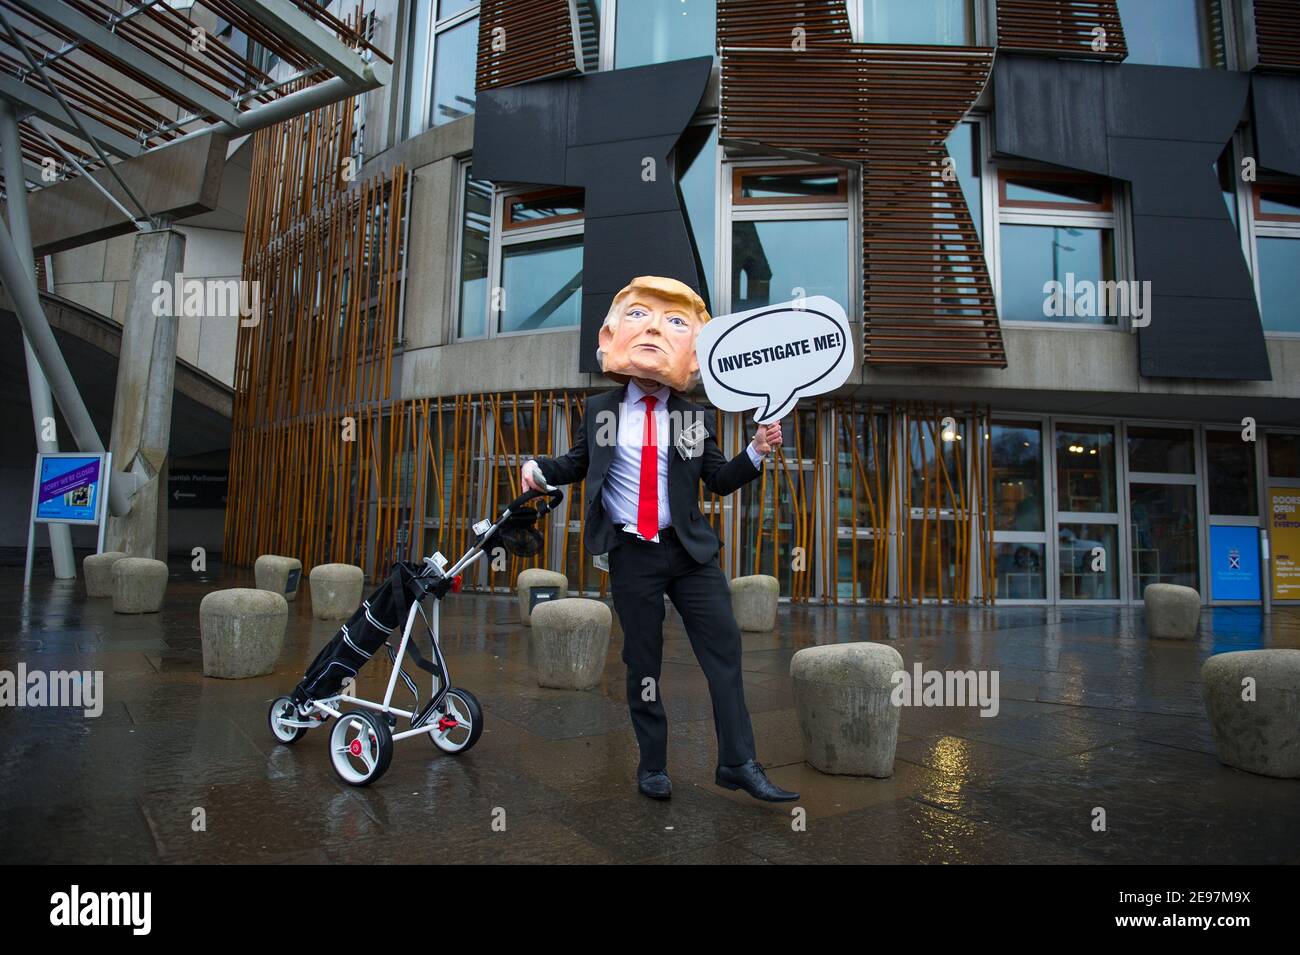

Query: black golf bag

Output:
[290, 561, 450, 706]
[288, 491, 554, 708]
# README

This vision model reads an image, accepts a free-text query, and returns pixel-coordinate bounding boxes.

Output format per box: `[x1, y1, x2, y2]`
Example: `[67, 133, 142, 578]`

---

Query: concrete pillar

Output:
[0, 101, 75, 579]
[106, 228, 185, 557]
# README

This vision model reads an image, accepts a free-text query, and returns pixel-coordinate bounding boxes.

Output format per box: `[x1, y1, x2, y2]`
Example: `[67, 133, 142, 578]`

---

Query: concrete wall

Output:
[50, 225, 243, 388]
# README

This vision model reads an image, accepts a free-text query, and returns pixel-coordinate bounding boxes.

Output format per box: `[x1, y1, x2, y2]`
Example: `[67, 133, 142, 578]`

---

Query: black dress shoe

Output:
[715, 759, 799, 802]
[638, 769, 672, 800]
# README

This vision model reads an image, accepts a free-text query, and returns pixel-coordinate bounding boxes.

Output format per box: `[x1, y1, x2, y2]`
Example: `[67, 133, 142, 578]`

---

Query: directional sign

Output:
[167, 470, 228, 509]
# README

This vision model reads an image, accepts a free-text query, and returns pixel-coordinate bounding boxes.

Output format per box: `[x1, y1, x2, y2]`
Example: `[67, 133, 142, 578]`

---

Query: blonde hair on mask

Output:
[594, 276, 711, 388]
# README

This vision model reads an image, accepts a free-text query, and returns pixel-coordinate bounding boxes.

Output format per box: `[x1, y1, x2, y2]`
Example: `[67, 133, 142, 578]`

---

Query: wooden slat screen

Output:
[1251, 0, 1300, 71]
[225, 90, 410, 581]
[476, 0, 584, 91]
[718, 0, 1006, 367]
[995, 0, 1129, 60]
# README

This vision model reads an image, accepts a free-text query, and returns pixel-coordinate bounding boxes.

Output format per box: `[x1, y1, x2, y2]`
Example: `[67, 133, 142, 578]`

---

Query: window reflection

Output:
[1257, 237, 1300, 333]
[1059, 524, 1119, 598]
[615, 0, 716, 69]
[457, 171, 492, 338]
[430, 16, 477, 126]
[1056, 424, 1116, 513]
[1000, 225, 1116, 323]
[731, 220, 849, 313]
[1130, 483, 1200, 593]
[1205, 430, 1257, 516]
[991, 421, 1043, 531]
[1117, 0, 1224, 68]
[500, 236, 583, 333]
[859, 0, 973, 45]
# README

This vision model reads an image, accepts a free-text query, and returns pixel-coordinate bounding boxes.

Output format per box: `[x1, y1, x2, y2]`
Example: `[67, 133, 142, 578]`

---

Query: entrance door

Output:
[1125, 425, 1201, 601]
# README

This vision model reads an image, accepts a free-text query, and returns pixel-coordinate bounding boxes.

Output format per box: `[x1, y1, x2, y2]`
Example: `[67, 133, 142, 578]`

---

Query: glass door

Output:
[1124, 424, 1202, 602]
[1052, 420, 1124, 602]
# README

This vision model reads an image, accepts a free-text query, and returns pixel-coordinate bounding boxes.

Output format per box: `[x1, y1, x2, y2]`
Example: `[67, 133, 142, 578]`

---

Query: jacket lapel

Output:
[588, 385, 626, 487]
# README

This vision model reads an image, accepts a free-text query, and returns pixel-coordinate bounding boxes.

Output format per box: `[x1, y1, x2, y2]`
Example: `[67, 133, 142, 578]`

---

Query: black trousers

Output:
[608, 530, 757, 773]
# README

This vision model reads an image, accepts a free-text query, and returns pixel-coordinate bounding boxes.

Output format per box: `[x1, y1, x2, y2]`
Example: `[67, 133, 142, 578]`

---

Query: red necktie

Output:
[638, 395, 659, 541]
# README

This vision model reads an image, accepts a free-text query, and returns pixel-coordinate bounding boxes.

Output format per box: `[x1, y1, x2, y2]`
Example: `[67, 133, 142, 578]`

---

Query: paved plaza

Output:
[2, 561, 1297, 865]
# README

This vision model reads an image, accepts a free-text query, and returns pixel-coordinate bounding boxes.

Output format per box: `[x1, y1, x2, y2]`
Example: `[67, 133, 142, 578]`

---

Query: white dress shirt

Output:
[602, 379, 767, 539]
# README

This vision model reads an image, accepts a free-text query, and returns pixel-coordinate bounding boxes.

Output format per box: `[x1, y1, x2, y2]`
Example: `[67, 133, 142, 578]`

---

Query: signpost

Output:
[24, 451, 112, 588]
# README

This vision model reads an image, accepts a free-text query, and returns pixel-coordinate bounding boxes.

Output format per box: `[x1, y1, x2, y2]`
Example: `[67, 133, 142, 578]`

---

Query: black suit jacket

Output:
[534, 387, 761, 564]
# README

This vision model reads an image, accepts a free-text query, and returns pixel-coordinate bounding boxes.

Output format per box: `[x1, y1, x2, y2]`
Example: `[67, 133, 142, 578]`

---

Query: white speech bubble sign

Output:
[695, 296, 853, 423]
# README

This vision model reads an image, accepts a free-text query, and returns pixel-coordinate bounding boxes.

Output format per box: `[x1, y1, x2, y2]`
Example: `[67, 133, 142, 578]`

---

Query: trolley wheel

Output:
[268, 696, 308, 744]
[429, 687, 483, 754]
[330, 710, 394, 786]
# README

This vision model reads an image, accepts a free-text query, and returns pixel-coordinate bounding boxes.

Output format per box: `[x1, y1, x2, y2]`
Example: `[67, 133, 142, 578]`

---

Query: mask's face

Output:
[598, 290, 703, 392]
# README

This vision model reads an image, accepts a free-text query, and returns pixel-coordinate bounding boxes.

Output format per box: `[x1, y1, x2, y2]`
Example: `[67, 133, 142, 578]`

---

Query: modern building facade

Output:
[226, 0, 1300, 611]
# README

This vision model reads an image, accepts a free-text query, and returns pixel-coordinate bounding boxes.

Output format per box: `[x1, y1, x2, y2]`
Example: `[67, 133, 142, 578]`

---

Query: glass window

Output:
[405, 1, 434, 139]
[859, 0, 974, 45]
[679, 124, 718, 304]
[430, 16, 478, 127]
[1056, 423, 1117, 513]
[994, 543, 1046, 599]
[1127, 426, 1195, 474]
[615, 0, 716, 69]
[1205, 429, 1257, 516]
[1002, 177, 1110, 210]
[991, 421, 1043, 531]
[1256, 185, 1300, 221]
[946, 122, 982, 240]
[997, 170, 1117, 325]
[731, 219, 849, 313]
[1256, 237, 1300, 333]
[505, 189, 584, 229]
[1058, 523, 1119, 599]
[457, 170, 492, 338]
[1268, 434, 1300, 478]
[407, 4, 479, 137]
[499, 235, 583, 334]
[1117, 0, 1224, 69]
[1130, 483, 1200, 593]
[908, 418, 965, 506]
[735, 168, 846, 203]
[1000, 225, 1116, 324]
[836, 410, 890, 601]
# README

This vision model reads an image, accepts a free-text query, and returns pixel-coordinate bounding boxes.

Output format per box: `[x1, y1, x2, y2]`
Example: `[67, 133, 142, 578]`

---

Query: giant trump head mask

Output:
[596, 276, 711, 393]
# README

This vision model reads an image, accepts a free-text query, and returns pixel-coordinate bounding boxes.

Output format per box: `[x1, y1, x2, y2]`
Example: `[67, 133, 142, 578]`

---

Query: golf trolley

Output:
[267, 486, 564, 786]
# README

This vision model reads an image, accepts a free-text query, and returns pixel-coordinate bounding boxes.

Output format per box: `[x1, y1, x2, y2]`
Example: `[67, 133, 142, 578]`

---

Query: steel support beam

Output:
[14, 0, 242, 128]
[224, 0, 390, 90]
[0, 215, 134, 516]
[0, 72, 141, 159]
[0, 98, 75, 578]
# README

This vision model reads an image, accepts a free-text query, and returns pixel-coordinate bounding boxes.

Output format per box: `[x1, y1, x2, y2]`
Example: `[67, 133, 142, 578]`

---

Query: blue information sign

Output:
[1208, 525, 1261, 602]
[35, 454, 105, 524]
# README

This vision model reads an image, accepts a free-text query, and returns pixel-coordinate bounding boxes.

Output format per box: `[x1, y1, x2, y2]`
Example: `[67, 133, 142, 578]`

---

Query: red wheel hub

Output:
[437, 715, 458, 731]
[348, 738, 363, 757]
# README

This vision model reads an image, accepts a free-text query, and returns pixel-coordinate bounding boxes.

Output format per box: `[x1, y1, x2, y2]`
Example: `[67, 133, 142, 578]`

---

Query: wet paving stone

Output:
[2, 563, 1298, 863]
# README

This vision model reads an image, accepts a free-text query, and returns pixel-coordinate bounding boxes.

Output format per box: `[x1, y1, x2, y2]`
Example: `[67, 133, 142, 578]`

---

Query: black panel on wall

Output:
[994, 55, 1271, 382]
[471, 57, 713, 375]
[1252, 74, 1300, 177]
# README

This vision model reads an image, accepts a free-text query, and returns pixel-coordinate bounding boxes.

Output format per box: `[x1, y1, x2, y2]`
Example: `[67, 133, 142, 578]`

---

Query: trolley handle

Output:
[503, 486, 564, 516]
